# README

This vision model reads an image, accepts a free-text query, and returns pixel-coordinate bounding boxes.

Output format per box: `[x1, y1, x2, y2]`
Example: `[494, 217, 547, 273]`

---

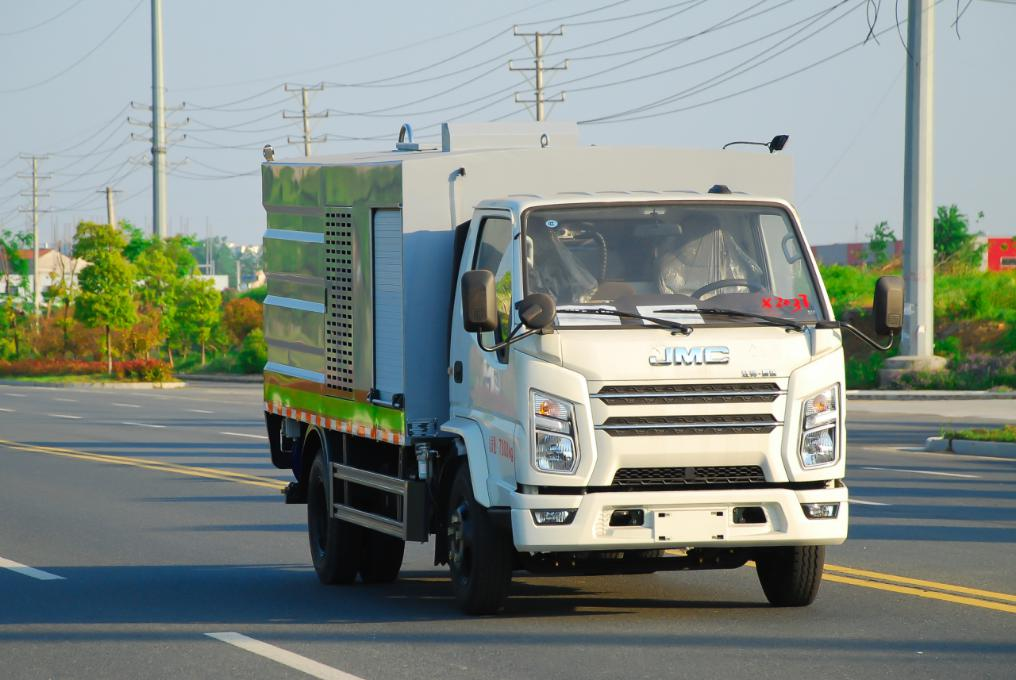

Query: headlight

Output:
[803, 386, 837, 430]
[800, 386, 839, 468]
[531, 391, 579, 474]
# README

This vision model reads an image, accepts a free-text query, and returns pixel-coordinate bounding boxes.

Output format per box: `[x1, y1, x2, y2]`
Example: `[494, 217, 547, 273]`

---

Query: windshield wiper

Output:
[657, 307, 805, 333]
[560, 307, 692, 335]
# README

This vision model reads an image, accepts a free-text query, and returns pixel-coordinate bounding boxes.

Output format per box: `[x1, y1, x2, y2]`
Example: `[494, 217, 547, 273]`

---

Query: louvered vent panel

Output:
[325, 209, 354, 395]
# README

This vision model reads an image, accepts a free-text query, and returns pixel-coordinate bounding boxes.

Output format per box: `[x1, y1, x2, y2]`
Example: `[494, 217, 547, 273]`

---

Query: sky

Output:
[1, 0, 1014, 247]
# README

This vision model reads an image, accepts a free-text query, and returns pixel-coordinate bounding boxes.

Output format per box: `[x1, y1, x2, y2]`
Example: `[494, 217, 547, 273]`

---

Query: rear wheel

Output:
[359, 530, 405, 584]
[755, 545, 824, 607]
[307, 453, 361, 584]
[446, 464, 513, 614]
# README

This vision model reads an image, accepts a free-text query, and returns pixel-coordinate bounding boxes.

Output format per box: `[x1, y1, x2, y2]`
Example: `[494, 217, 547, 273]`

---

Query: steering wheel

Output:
[691, 278, 763, 299]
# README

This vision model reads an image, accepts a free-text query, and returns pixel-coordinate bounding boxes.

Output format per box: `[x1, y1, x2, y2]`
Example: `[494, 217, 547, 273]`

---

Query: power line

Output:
[565, 0, 702, 26]
[0, 0, 88, 37]
[515, 0, 635, 26]
[580, 1, 911, 125]
[188, 109, 285, 131]
[560, 0, 836, 95]
[547, 0, 795, 62]
[0, 0, 144, 94]
[580, 1, 860, 123]
[43, 106, 130, 156]
[169, 0, 571, 92]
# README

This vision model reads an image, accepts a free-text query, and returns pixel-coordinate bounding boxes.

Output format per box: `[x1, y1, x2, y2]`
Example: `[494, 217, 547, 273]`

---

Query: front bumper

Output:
[510, 484, 848, 552]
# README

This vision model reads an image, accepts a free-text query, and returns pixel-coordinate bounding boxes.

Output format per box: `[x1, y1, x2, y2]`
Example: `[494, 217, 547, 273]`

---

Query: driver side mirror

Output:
[461, 270, 497, 333]
[516, 293, 556, 330]
[873, 276, 903, 336]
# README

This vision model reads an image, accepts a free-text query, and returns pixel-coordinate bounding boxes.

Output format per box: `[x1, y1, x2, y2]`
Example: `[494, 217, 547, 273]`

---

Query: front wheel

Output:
[755, 545, 825, 607]
[446, 464, 513, 614]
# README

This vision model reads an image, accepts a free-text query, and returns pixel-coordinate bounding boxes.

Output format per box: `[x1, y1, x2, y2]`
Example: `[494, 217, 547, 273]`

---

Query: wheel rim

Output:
[448, 500, 473, 584]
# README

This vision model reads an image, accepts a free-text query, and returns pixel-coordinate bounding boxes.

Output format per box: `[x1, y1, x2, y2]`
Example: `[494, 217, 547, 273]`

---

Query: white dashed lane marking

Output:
[188, 409, 215, 414]
[849, 499, 891, 506]
[0, 407, 14, 413]
[3, 393, 25, 397]
[53, 398, 77, 403]
[206, 632, 364, 680]
[112, 402, 141, 408]
[0, 555, 65, 581]
[862, 466, 980, 480]
[220, 432, 268, 440]
[47, 414, 82, 420]
[121, 421, 167, 429]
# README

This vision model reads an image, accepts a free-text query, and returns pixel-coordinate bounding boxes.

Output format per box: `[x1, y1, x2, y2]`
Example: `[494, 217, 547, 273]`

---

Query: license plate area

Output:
[651, 507, 728, 542]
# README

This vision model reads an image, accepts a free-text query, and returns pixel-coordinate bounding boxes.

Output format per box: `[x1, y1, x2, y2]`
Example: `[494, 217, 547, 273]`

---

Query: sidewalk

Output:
[173, 373, 262, 384]
[848, 390, 1016, 400]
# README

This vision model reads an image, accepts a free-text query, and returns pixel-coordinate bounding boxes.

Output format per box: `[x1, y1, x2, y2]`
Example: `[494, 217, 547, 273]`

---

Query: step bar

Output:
[331, 462, 427, 541]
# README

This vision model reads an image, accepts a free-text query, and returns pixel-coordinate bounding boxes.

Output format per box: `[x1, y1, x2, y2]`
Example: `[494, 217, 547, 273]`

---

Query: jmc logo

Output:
[649, 346, 730, 366]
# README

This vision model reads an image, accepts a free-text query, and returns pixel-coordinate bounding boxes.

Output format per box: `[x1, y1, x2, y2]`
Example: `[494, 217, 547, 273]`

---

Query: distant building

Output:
[813, 236, 1016, 272]
[811, 241, 904, 266]
[986, 237, 1016, 271]
[199, 274, 231, 292]
[1, 249, 89, 297]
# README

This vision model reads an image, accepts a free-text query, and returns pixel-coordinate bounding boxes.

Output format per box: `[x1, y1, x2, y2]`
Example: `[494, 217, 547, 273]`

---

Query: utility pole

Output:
[17, 155, 49, 315]
[235, 259, 242, 290]
[884, 0, 943, 382]
[151, 0, 168, 238]
[510, 27, 568, 121]
[97, 187, 122, 229]
[283, 83, 328, 157]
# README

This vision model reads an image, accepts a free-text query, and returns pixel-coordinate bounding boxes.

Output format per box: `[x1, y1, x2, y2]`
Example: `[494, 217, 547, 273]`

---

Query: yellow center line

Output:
[822, 574, 1016, 615]
[3, 437, 1014, 614]
[0, 438, 287, 491]
[823, 563, 1016, 604]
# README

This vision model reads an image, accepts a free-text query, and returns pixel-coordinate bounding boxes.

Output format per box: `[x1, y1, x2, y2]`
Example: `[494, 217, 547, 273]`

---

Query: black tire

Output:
[359, 530, 405, 584]
[446, 464, 513, 614]
[307, 453, 361, 585]
[755, 545, 825, 607]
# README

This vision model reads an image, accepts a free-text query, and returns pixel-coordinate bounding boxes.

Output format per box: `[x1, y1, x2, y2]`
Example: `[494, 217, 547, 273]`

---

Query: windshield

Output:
[523, 203, 825, 326]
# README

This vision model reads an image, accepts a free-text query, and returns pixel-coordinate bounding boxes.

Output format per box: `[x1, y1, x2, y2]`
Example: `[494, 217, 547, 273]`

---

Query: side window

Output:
[473, 217, 513, 361]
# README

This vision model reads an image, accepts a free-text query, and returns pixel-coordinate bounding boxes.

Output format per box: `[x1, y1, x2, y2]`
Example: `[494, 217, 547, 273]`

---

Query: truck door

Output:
[450, 211, 520, 488]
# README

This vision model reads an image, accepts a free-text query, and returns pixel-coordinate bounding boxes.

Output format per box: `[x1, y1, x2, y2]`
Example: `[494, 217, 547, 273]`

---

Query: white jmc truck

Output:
[260, 122, 902, 614]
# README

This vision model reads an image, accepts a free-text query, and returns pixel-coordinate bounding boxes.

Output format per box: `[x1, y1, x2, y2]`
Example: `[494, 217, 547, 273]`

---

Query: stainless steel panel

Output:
[373, 209, 404, 401]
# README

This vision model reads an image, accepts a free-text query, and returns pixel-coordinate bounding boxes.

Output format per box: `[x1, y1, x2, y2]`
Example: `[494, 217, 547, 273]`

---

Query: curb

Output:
[0, 379, 186, 390]
[924, 436, 1016, 459]
[174, 373, 262, 384]
[849, 390, 1016, 400]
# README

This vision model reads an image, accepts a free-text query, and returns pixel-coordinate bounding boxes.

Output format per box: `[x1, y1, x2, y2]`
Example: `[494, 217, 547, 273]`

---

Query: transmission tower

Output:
[510, 27, 568, 121]
[283, 83, 329, 157]
[17, 154, 50, 314]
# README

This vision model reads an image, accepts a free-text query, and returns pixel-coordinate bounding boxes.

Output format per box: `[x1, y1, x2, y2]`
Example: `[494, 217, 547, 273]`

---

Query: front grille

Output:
[612, 465, 766, 488]
[592, 382, 781, 405]
[597, 414, 778, 437]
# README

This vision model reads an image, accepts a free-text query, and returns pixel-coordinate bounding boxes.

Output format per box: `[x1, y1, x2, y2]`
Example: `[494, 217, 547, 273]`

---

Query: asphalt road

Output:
[0, 383, 1013, 679]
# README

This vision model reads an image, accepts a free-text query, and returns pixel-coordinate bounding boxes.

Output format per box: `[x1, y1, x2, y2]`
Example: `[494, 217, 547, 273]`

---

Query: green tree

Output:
[1, 229, 30, 298]
[133, 235, 199, 365]
[236, 327, 267, 373]
[176, 276, 221, 365]
[934, 205, 986, 270]
[0, 300, 26, 359]
[865, 221, 897, 267]
[121, 222, 152, 262]
[73, 222, 137, 374]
